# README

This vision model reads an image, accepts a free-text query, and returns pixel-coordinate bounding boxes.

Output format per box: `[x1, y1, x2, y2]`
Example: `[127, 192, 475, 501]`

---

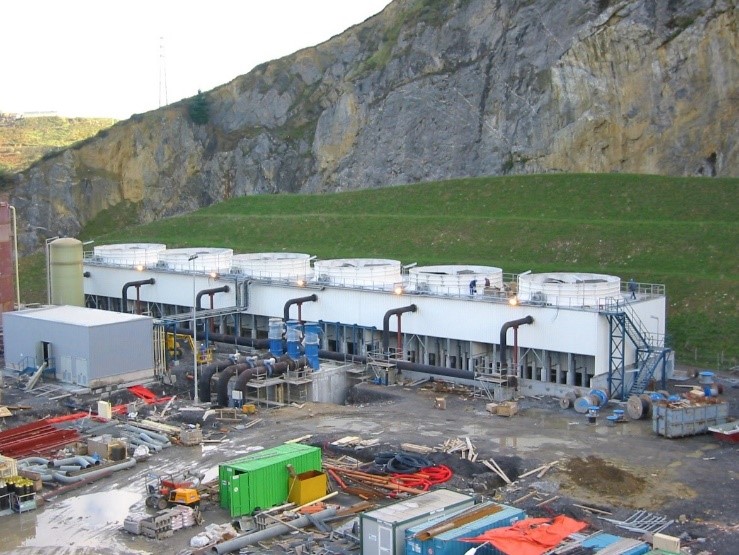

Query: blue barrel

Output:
[588, 405, 599, 424]
[667, 394, 681, 402]
[286, 320, 301, 359]
[698, 371, 714, 385]
[304, 322, 321, 371]
[268, 318, 284, 356]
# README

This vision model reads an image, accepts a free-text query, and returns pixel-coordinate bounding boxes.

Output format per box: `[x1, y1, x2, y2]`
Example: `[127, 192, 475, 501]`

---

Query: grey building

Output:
[3, 305, 154, 388]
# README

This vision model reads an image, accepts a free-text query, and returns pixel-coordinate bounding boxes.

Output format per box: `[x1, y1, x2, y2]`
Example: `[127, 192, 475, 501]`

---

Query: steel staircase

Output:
[601, 298, 671, 400]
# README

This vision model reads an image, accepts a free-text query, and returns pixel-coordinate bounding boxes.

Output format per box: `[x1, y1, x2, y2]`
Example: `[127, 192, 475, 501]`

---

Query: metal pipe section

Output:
[121, 278, 155, 313]
[216, 364, 249, 407]
[213, 507, 338, 554]
[177, 329, 271, 349]
[49, 456, 92, 469]
[499, 315, 534, 368]
[51, 457, 137, 484]
[231, 361, 292, 406]
[283, 294, 318, 322]
[382, 305, 417, 353]
[196, 286, 230, 310]
[19, 457, 50, 466]
[316, 349, 476, 381]
[199, 360, 234, 403]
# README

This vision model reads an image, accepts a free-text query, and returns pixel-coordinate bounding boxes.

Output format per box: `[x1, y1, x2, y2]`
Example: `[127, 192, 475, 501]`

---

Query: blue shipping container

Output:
[582, 533, 650, 555]
[405, 502, 525, 555]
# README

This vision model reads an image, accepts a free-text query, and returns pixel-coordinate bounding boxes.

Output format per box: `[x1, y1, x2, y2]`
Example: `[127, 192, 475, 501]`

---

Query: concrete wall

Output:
[310, 363, 352, 405]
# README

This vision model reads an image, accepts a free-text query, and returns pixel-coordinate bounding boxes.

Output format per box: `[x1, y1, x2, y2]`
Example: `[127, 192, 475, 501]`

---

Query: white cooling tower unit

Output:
[408, 265, 504, 295]
[158, 247, 234, 273]
[231, 252, 312, 280]
[313, 258, 402, 289]
[517, 272, 621, 307]
[93, 244, 167, 267]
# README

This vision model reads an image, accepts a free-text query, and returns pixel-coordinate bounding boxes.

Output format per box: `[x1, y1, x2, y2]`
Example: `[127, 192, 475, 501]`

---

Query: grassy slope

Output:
[0, 115, 116, 173]
[20, 173, 739, 367]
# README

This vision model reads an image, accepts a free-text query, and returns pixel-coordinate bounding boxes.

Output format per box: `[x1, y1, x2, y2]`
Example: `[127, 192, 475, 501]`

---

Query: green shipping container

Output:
[219, 444, 322, 517]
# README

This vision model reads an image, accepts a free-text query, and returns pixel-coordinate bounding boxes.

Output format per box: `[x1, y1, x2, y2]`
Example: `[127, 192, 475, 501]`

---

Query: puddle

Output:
[0, 490, 143, 552]
[315, 417, 384, 433]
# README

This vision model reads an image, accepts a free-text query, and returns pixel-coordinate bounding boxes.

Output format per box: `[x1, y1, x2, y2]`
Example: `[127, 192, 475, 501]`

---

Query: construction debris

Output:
[439, 436, 479, 460]
[482, 458, 511, 484]
[600, 509, 673, 534]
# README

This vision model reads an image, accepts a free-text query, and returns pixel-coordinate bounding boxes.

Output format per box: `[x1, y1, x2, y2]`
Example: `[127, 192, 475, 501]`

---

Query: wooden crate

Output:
[496, 401, 518, 417]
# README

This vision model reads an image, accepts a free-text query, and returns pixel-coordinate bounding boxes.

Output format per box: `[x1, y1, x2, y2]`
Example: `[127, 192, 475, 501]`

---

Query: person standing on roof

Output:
[628, 278, 637, 299]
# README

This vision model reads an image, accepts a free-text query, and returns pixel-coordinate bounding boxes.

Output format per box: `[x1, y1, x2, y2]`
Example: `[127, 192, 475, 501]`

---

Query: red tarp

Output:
[462, 515, 587, 555]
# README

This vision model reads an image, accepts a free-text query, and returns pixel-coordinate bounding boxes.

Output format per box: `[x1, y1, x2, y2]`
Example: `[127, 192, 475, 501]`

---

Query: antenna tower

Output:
[159, 36, 168, 108]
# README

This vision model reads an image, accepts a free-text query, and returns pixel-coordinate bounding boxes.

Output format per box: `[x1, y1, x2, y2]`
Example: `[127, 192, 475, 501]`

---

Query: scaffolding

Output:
[473, 360, 514, 402]
[244, 365, 313, 407]
[283, 367, 312, 404]
[365, 349, 399, 385]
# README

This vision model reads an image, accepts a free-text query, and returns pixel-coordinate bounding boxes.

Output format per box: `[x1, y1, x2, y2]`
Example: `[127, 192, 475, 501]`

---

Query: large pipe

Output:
[216, 364, 248, 407]
[177, 329, 271, 349]
[49, 456, 91, 469]
[214, 507, 338, 554]
[189, 320, 525, 387]
[316, 349, 476, 381]
[51, 457, 136, 484]
[499, 315, 534, 369]
[231, 361, 293, 404]
[196, 285, 230, 310]
[122, 425, 171, 445]
[382, 305, 417, 353]
[199, 360, 234, 403]
[19, 457, 50, 467]
[121, 278, 155, 314]
[283, 294, 318, 322]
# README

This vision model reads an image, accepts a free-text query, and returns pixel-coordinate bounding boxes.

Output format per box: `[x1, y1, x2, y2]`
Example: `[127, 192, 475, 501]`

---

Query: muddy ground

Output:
[0, 360, 737, 555]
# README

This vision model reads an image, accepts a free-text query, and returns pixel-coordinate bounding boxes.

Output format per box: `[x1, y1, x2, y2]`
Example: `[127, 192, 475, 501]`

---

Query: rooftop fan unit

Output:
[531, 291, 547, 304]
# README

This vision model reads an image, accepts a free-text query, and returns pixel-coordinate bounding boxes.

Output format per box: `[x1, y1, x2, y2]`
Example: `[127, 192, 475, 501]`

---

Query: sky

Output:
[1, 0, 392, 120]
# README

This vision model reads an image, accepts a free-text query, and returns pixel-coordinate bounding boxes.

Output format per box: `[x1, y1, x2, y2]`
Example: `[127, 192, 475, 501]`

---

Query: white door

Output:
[60, 355, 72, 383]
[75, 357, 89, 386]
[378, 525, 392, 555]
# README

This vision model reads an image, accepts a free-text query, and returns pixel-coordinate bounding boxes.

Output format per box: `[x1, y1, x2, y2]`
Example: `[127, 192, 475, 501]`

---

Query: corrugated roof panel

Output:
[14, 305, 150, 327]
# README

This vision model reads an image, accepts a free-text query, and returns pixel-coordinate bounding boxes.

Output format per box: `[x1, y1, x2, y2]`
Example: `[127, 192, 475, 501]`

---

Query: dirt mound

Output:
[562, 455, 646, 497]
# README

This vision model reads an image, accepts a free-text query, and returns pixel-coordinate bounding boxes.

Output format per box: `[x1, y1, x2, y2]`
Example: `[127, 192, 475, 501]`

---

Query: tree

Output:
[189, 90, 210, 125]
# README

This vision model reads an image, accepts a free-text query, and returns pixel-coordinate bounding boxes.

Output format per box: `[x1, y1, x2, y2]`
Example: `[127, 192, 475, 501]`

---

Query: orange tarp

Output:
[462, 515, 587, 555]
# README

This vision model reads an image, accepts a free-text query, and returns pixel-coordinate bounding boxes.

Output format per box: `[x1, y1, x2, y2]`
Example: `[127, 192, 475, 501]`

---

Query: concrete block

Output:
[653, 532, 681, 552]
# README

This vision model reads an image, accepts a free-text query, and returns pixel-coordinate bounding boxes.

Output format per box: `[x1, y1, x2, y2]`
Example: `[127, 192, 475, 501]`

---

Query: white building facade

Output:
[79, 244, 670, 400]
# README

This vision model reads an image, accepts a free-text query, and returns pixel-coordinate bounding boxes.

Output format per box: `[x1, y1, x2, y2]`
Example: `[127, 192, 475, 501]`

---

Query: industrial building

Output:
[42, 239, 675, 402]
[3, 305, 154, 388]
[0, 236, 671, 400]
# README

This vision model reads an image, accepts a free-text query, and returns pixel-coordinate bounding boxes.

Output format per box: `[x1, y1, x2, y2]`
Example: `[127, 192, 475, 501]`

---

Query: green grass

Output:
[0, 116, 116, 173]
[21, 173, 739, 368]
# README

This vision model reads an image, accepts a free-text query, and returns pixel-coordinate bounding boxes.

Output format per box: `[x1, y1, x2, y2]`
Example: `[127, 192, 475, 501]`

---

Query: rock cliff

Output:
[9, 0, 737, 253]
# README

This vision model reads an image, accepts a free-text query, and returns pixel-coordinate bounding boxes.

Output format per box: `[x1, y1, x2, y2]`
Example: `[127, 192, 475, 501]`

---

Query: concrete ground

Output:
[0, 360, 737, 555]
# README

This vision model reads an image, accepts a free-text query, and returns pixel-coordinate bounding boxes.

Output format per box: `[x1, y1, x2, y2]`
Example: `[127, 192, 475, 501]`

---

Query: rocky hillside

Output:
[7, 0, 737, 254]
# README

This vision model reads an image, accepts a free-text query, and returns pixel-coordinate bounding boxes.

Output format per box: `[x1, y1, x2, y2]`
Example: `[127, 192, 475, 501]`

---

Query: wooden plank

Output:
[400, 443, 435, 455]
[285, 434, 313, 444]
[535, 495, 560, 507]
[572, 503, 612, 515]
[512, 491, 537, 504]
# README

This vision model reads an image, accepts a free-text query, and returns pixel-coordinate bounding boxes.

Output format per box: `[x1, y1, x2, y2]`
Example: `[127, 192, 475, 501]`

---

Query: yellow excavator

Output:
[165, 333, 214, 364]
